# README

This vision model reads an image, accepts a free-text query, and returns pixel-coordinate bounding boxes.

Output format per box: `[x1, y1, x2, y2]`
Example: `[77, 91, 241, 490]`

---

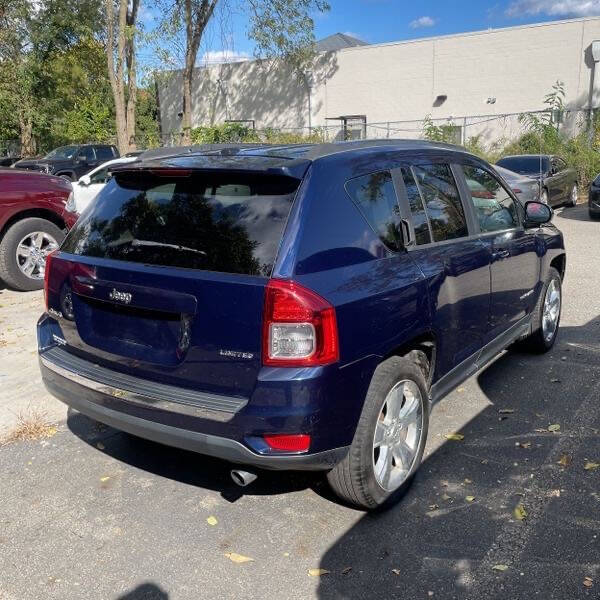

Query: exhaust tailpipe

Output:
[230, 469, 258, 487]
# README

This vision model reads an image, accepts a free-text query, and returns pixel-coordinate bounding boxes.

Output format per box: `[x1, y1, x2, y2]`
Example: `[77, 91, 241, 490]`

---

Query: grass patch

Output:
[1, 410, 58, 445]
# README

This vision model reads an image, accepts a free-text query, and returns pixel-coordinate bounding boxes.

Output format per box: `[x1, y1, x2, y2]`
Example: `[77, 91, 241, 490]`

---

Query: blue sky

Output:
[313, 0, 600, 46]
[139, 0, 600, 66]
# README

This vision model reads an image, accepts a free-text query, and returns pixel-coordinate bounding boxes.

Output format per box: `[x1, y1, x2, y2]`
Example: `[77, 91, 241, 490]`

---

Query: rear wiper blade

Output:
[130, 239, 207, 256]
[108, 236, 207, 256]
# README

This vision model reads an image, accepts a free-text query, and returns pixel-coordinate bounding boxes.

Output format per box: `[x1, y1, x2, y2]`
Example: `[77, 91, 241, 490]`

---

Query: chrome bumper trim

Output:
[39, 347, 247, 422]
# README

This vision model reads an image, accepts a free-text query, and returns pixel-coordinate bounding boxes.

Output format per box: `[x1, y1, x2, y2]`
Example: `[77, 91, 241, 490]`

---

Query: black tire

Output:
[326, 355, 430, 510]
[520, 266, 562, 353]
[57, 173, 74, 182]
[0, 218, 64, 291]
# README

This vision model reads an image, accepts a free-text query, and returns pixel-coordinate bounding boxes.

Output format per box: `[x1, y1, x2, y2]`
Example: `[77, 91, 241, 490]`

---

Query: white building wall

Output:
[158, 16, 600, 145]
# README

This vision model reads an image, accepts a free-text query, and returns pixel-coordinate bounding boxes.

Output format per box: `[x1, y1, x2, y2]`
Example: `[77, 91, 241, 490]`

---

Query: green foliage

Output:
[135, 87, 161, 148]
[189, 122, 328, 145]
[422, 116, 461, 144]
[248, 0, 330, 73]
[190, 123, 260, 144]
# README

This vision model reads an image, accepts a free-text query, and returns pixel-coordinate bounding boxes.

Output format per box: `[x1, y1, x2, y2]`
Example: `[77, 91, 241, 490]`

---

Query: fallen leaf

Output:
[428, 504, 439, 510]
[550, 378, 561, 383]
[341, 567, 352, 575]
[514, 503, 527, 521]
[583, 577, 593, 588]
[457, 387, 465, 393]
[584, 461, 600, 471]
[549, 489, 561, 497]
[391, 569, 401, 575]
[441, 493, 452, 501]
[225, 552, 254, 564]
[206, 516, 218, 526]
[517, 442, 532, 449]
[492, 564, 509, 571]
[548, 424, 561, 432]
[498, 409, 515, 414]
[466, 496, 475, 502]
[445, 433, 464, 441]
[308, 568, 330, 577]
[557, 454, 572, 467]
[100, 476, 110, 483]
[464, 478, 472, 484]
[283, 552, 290, 557]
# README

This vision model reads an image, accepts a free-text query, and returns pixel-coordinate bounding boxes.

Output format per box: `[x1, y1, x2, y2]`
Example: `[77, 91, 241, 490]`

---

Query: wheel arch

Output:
[382, 331, 437, 387]
[550, 253, 566, 281]
[54, 170, 76, 181]
[0, 209, 66, 241]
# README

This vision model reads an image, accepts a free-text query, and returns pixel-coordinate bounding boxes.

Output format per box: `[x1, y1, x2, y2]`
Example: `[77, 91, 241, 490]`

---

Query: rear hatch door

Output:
[46, 163, 305, 399]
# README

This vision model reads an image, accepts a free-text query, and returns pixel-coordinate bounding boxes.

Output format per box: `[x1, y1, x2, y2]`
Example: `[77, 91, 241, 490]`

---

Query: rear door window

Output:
[78, 146, 96, 162]
[345, 171, 403, 251]
[62, 172, 299, 277]
[411, 164, 468, 242]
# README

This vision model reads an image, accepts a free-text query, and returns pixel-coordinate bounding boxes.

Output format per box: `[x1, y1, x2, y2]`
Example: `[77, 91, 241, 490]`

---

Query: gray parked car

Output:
[494, 165, 539, 204]
[496, 154, 578, 207]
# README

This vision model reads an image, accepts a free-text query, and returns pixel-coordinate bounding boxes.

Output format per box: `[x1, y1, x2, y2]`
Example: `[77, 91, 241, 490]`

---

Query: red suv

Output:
[0, 168, 78, 291]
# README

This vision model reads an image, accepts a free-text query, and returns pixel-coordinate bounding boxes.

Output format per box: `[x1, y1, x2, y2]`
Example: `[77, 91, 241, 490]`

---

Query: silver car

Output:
[494, 165, 539, 204]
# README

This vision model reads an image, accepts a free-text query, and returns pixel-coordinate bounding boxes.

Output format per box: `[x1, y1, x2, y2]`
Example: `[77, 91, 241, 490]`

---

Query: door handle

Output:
[492, 249, 510, 260]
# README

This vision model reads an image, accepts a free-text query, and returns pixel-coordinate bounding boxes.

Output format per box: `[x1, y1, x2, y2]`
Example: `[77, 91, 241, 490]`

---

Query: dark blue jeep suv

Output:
[38, 140, 565, 509]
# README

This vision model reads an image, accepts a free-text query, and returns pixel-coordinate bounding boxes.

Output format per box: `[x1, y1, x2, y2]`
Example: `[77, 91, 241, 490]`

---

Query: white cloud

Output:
[201, 50, 251, 65]
[506, 0, 600, 17]
[409, 16, 437, 29]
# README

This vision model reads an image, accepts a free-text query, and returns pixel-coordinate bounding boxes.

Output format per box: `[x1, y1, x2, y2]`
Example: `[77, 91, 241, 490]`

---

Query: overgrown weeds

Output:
[1, 409, 57, 445]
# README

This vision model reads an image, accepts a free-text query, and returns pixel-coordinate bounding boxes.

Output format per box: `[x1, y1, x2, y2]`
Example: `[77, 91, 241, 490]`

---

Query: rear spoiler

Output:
[110, 155, 312, 181]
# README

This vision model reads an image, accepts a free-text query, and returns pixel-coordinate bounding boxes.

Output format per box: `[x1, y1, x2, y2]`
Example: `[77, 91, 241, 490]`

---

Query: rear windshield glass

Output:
[496, 156, 549, 176]
[61, 171, 298, 276]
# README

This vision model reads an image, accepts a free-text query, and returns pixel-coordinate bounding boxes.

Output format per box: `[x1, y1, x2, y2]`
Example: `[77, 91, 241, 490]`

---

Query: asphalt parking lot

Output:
[0, 204, 599, 600]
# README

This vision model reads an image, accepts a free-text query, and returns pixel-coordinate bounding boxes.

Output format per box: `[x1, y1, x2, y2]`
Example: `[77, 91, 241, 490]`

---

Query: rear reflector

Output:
[262, 279, 339, 367]
[263, 434, 311, 452]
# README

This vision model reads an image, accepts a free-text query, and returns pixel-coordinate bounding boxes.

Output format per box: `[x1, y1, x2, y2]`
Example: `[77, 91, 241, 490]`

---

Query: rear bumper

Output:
[39, 348, 349, 471]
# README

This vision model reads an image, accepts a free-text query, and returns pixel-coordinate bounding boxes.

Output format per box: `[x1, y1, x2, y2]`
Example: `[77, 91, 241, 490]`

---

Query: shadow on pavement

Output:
[316, 316, 600, 599]
[117, 583, 169, 599]
[555, 203, 595, 222]
[66, 410, 326, 504]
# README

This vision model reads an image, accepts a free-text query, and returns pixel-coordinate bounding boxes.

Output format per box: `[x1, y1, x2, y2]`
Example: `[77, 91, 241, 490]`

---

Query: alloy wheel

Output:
[372, 380, 424, 492]
[570, 185, 578, 206]
[15, 231, 59, 280]
[542, 279, 561, 343]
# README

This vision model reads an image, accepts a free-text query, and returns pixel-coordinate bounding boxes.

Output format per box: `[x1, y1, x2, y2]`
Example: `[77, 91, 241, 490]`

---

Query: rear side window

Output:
[345, 171, 402, 251]
[61, 172, 299, 277]
[95, 146, 114, 161]
[401, 167, 431, 246]
[412, 164, 468, 242]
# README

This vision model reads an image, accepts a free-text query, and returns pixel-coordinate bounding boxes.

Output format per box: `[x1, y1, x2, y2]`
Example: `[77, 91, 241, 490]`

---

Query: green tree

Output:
[156, 0, 329, 143]
[0, 0, 109, 155]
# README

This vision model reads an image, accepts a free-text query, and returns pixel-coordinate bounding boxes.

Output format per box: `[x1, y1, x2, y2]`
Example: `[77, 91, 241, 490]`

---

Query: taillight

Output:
[262, 279, 339, 367]
[263, 434, 311, 452]
[512, 188, 522, 194]
[43, 250, 57, 310]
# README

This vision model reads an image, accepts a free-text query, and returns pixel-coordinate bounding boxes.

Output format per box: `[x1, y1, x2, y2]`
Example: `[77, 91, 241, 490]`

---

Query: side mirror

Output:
[524, 201, 552, 227]
[79, 175, 91, 186]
